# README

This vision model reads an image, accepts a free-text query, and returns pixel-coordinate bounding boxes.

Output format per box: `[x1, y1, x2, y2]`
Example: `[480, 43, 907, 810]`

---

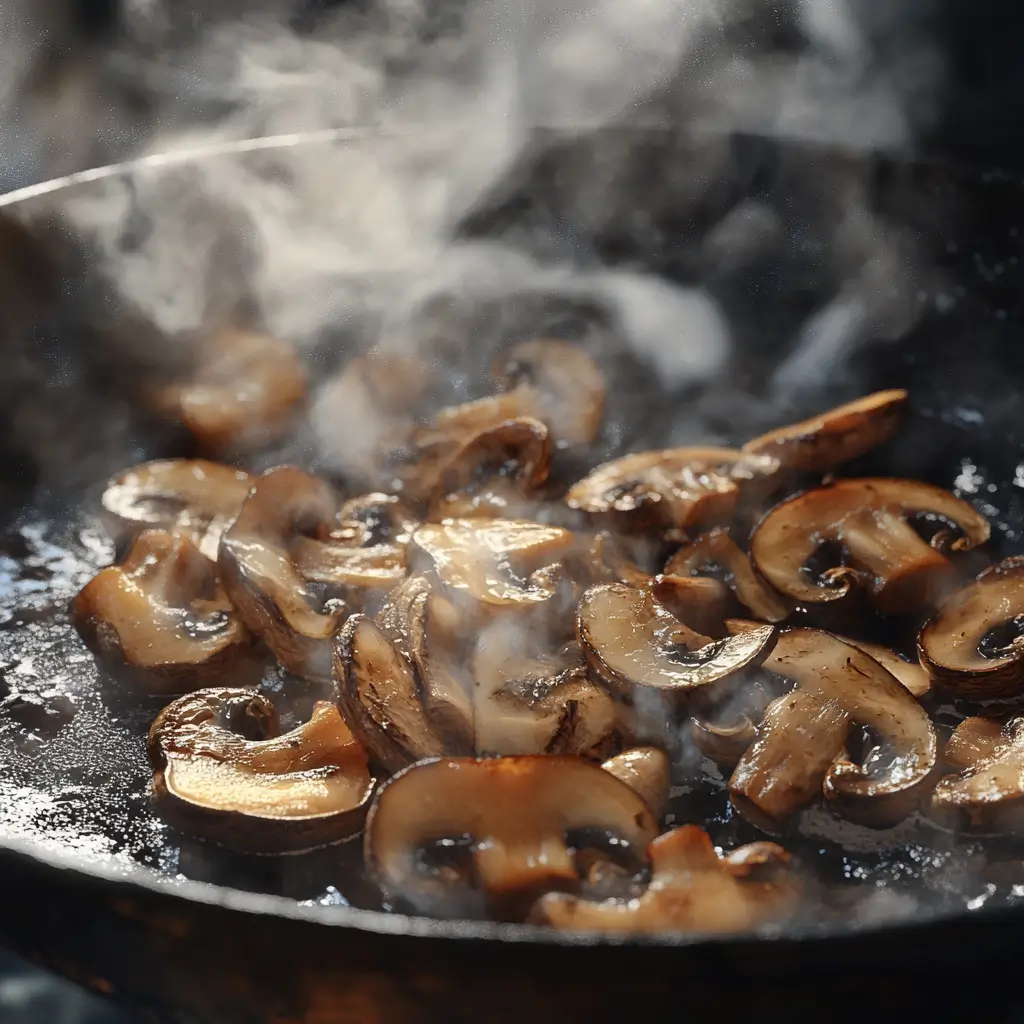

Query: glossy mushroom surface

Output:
[149, 688, 375, 853]
[919, 557, 1024, 699]
[750, 479, 989, 614]
[73, 530, 263, 696]
[364, 756, 659, 919]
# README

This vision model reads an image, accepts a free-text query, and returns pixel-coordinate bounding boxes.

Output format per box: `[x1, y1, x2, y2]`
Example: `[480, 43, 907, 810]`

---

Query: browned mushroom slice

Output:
[410, 519, 575, 607]
[218, 466, 347, 680]
[930, 716, 1024, 834]
[73, 530, 263, 696]
[149, 688, 375, 852]
[650, 575, 732, 638]
[690, 714, 759, 767]
[364, 756, 659, 920]
[665, 527, 789, 623]
[101, 459, 253, 560]
[334, 615, 450, 774]
[729, 628, 938, 829]
[727, 618, 931, 699]
[428, 417, 552, 521]
[534, 825, 795, 934]
[601, 747, 671, 818]
[918, 557, 1024, 700]
[566, 447, 779, 535]
[159, 328, 307, 454]
[577, 582, 775, 704]
[750, 479, 990, 615]
[742, 390, 908, 472]
[473, 638, 615, 757]
[495, 338, 606, 447]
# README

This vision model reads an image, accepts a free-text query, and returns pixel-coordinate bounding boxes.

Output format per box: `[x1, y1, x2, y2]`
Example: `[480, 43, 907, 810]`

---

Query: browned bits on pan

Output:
[149, 687, 376, 853]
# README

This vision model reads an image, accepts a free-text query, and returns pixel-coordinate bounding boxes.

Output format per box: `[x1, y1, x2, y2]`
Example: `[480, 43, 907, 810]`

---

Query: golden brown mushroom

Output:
[930, 716, 1024, 834]
[601, 747, 671, 818]
[72, 530, 263, 696]
[918, 557, 1024, 700]
[159, 328, 307, 454]
[742, 390, 908, 472]
[364, 756, 659, 919]
[534, 825, 795, 934]
[149, 687, 375, 852]
[101, 459, 253, 561]
[729, 628, 938, 830]
[750, 479, 990, 615]
[566, 447, 779, 536]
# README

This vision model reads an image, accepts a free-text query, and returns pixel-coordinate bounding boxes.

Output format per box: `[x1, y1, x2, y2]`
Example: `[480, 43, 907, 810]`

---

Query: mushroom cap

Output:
[218, 466, 348, 679]
[364, 756, 659, 919]
[730, 628, 938, 828]
[409, 518, 575, 607]
[930, 716, 1024, 834]
[566, 447, 779, 534]
[72, 529, 263, 696]
[742, 390, 908, 472]
[576, 582, 775, 703]
[918, 557, 1024, 700]
[101, 459, 253, 561]
[428, 417, 552, 521]
[149, 687, 375, 853]
[534, 825, 795, 934]
[495, 338, 606, 447]
[160, 328, 307, 455]
[749, 478, 990, 614]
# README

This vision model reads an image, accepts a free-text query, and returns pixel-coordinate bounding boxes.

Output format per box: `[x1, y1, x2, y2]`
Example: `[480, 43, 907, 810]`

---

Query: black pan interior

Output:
[2, 140, 1024, 937]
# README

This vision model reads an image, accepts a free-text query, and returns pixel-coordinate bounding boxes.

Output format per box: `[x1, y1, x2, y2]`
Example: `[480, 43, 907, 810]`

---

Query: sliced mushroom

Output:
[665, 527, 789, 623]
[364, 756, 659, 919]
[743, 390, 908, 472]
[930, 716, 1024, 834]
[601, 747, 671, 818]
[918, 557, 1024, 700]
[729, 628, 938, 829]
[650, 575, 732, 638]
[690, 714, 759, 767]
[334, 614, 450, 774]
[218, 466, 347, 680]
[73, 530, 263, 696]
[534, 825, 795, 934]
[101, 459, 253, 560]
[428, 417, 552, 521]
[577, 582, 775, 704]
[495, 338, 606, 447]
[159, 328, 307, 454]
[566, 447, 779, 536]
[149, 687, 375, 852]
[473, 635, 616, 758]
[750, 479, 990, 615]
[410, 518, 575, 607]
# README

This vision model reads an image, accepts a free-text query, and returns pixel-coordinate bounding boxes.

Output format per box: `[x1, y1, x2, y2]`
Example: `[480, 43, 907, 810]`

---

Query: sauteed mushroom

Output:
[918, 557, 1024, 699]
[410, 518, 575, 607]
[534, 825, 795, 934]
[729, 628, 937, 829]
[743, 390, 908, 472]
[650, 575, 732, 637]
[149, 687, 375, 852]
[665, 527, 789, 623]
[601, 747, 671, 818]
[577, 582, 775, 704]
[218, 466, 347, 680]
[364, 756, 658, 919]
[750, 479, 990, 614]
[566, 447, 779, 535]
[428, 417, 552, 520]
[102, 459, 253, 560]
[73, 530, 263, 696]
[160, 328, 307, 454]
[931, 716, 1024, 833]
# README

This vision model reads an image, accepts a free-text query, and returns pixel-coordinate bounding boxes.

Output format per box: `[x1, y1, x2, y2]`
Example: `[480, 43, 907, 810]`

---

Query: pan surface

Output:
[2, 133, 1024, 1020]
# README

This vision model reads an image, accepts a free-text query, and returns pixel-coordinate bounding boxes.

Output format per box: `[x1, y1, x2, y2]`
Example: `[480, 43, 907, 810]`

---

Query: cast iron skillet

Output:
[2, 133, 1024, 1024]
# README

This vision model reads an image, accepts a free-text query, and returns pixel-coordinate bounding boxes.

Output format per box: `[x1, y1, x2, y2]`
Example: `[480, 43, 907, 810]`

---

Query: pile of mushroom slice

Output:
[69, 363, 1024, 934]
